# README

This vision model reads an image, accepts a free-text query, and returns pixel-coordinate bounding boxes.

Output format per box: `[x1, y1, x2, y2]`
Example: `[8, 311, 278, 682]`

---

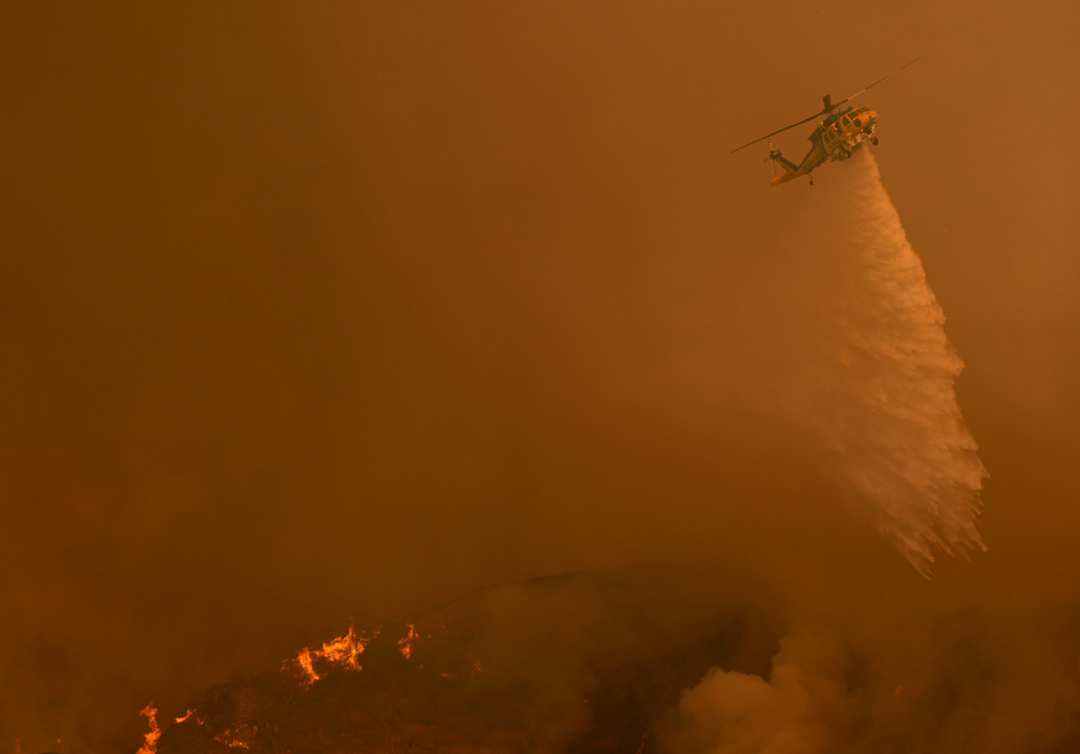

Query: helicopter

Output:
[732, 57, 921, 186]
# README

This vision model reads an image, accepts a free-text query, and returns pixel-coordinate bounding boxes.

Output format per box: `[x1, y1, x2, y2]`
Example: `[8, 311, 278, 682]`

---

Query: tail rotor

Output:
[764, 139, 780, 175]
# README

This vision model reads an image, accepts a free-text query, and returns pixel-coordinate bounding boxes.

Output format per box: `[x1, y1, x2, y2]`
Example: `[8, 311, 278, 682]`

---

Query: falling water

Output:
[668, 149, 989, 753]
[804, 148, 987, 576]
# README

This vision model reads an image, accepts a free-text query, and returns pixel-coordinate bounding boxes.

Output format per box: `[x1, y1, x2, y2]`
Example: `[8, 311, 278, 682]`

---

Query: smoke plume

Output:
[670, 624, 861, 754]
[785, 149, 986, 576]
[12, 3, 1080, 750]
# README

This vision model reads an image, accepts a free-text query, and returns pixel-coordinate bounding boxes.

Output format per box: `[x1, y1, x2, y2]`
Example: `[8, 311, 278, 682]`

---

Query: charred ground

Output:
[154, 569, 782, 754]
[142, 567, 1080, 754]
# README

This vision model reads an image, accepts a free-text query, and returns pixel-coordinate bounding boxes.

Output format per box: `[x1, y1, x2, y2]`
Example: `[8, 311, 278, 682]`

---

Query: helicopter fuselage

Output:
[731, 56, 919, 186]
[770, 106, 878, 186]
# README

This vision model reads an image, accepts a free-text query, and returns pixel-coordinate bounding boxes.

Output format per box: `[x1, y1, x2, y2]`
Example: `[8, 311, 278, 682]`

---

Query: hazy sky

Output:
[3, 1, 1080, 749]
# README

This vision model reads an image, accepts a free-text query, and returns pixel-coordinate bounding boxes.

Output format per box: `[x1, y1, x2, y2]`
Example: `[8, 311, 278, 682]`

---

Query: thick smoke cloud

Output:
[669, 606, 1080, 754]
[3, 2, 1080, 752]
[671, 625, 861, 754]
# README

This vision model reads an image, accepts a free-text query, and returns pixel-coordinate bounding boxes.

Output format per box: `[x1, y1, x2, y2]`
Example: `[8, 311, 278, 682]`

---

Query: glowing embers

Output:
[288, 624, 377, 686]
[398, 623, 418, 659]
[215, 726, 255, 749]
[137, 703, 161, 754]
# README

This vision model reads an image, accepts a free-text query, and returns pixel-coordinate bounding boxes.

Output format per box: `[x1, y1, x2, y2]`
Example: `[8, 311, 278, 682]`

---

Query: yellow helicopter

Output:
[732, 57, 921, 186]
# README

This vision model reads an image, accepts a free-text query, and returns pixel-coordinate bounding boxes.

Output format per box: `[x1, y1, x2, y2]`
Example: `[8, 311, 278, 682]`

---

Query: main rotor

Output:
[731, 56, 922, 154]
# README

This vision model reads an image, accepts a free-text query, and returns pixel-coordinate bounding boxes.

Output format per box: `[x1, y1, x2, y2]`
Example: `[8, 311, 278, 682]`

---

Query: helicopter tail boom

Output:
[767, 149, 802, 186]
[768, 147, 812, 186]
[770, 151, 799, 173]
[769, 170, 802, 187]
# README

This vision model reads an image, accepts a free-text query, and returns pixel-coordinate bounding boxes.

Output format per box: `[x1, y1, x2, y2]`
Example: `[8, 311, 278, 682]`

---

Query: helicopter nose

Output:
[855, 109, 878, 130]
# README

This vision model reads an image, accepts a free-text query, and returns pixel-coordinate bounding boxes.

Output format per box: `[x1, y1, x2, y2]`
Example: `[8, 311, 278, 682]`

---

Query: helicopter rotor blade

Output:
[730, 56, 922, 155]
[830, 55, 922, 110]
[730, 110, 825, 154]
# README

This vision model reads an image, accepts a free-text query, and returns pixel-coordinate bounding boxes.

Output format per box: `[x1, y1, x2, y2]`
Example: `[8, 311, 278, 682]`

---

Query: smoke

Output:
[8, 2, 1079, 751]
[665, 603, 1080, 754]
[780, 149, 986, 576]
[670, 624, 861, 754]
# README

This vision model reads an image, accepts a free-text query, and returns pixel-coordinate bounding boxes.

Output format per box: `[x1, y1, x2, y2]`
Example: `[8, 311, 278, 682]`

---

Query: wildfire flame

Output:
[398, 623, 418, 660]
[135, 704, 253, 751]
[297, 647, 319, 684]
[290, 625, 373, 686]
[134, 625, 384, 751]
[137, 703, 161, 754]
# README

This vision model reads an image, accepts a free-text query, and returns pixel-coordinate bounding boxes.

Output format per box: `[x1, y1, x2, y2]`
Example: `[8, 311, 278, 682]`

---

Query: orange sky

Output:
[3, 2, 1080, 749]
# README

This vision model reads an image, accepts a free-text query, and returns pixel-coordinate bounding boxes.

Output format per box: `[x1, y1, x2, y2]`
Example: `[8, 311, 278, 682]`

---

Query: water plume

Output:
[794, 148, 987, 576]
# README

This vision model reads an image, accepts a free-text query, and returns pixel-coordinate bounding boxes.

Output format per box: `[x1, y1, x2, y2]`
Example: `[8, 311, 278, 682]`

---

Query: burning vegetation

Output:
[136, 570, 776, 754]
[123, 568, 1080, 754]
[398, 624, 417, 661]
[287, 625, 375, 687]
[132, 624, 392, 752]
[135, 705, 160, 754]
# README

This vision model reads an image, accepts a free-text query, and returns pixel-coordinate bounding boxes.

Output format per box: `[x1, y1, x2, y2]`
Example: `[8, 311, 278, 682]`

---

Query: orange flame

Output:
[137, 703, 161, 754]
[398, 624, 418, 659]
[290, 625, 373, 686]
[320, 625, 367, 669]
[174, 710, 194, 724]
[297, 647, 319, 684]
